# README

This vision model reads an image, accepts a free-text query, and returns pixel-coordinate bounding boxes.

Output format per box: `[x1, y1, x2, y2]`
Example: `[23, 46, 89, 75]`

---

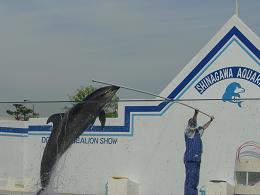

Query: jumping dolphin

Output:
[37, 86, 119, 195]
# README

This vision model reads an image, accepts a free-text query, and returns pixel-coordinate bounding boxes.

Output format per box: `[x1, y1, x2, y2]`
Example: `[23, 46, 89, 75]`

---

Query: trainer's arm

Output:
[192, 109, 199, 121]
[202, 116, 214, 130]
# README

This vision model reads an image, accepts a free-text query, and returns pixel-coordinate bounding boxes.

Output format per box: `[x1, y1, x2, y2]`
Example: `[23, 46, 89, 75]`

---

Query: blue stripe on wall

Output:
[0, 127, 28, 134]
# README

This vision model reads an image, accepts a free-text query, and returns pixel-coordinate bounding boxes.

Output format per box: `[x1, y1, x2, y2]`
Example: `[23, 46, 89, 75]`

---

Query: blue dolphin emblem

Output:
[222, 82, 245, 108]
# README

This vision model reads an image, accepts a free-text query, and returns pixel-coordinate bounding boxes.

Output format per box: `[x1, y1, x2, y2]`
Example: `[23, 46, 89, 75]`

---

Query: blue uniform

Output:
[184, 123, 204, 195]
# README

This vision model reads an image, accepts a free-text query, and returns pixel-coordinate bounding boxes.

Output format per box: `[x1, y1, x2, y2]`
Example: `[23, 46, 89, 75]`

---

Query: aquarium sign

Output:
[194, 66, 260, 94]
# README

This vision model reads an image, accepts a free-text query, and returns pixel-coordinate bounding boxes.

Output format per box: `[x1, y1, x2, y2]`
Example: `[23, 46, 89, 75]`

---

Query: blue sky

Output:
[0, 0, 259, 116]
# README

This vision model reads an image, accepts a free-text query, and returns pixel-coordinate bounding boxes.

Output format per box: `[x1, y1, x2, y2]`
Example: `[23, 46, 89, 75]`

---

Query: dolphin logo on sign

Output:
[222, 82, 245, 108]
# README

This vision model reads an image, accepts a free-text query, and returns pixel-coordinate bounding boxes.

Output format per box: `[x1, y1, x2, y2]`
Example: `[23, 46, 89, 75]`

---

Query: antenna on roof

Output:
[236, 0, 240, 17]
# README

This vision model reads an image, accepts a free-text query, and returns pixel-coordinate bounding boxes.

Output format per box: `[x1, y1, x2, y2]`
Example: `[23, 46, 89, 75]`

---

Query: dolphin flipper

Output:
[99, 110, 106, 129]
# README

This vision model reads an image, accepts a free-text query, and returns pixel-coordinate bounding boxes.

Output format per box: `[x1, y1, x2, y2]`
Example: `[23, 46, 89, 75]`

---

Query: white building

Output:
[0, 15, 259, 195]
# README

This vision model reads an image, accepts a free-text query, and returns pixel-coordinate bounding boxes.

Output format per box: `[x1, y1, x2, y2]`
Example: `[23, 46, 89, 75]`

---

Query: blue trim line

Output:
[29, 125, 52, 131]
[1, 27, 259, 137]
[0, 127, 28, 134]
[0, 133, 28, 137]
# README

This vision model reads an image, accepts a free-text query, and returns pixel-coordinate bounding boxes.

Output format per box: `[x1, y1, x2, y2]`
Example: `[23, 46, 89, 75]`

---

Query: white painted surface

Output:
[107, 178, 139, 195]
[0, 15, 259, 195]
[206, 181, 234, 195]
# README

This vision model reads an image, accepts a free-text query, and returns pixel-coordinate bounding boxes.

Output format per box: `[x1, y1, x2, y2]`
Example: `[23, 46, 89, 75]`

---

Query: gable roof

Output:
[86, 15, 259, 136]
[160, 15, 259, 98]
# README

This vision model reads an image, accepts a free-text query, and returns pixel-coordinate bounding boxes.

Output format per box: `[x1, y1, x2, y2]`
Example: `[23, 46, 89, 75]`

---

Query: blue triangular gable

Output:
[85, 26, 259, 136]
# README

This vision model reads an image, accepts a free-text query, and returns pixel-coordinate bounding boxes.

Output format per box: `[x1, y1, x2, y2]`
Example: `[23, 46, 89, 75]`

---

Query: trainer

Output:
[184, 109, 214, 195]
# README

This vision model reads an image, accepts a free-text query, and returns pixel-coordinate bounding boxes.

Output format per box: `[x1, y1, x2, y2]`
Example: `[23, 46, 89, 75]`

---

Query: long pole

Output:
[92, 79, 171, 101]
[0, 98, 259, 104]
[92, 79, 212, 118]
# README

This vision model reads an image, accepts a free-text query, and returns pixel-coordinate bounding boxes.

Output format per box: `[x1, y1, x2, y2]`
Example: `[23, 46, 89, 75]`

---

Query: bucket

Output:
[199, 186, 206, 195]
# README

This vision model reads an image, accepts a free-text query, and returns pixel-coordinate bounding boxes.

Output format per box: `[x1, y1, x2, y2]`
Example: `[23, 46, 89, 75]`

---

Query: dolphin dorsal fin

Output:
[98, 110, 106, 130]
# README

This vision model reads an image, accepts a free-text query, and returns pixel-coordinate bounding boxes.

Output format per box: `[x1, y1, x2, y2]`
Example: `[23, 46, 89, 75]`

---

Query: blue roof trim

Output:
[235, 27, 259, 58]
[167, 27, 259, 101]
[1, 27, 259, 137]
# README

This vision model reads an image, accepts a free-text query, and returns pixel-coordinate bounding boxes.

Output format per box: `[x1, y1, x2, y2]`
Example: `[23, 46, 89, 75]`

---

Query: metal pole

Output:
[92, 79, 171, 101]
[92, 79, 212, 118]
[236, 0, 240, 17]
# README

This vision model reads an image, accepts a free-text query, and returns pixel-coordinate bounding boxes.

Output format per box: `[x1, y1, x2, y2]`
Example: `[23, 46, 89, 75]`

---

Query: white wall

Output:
[0, 15, 259, 195]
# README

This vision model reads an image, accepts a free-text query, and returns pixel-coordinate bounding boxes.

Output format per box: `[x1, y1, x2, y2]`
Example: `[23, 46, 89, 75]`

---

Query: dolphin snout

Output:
[110, 85, 120, 91]
[239, 87, 245, 93]
[107, 86, 120, 95]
